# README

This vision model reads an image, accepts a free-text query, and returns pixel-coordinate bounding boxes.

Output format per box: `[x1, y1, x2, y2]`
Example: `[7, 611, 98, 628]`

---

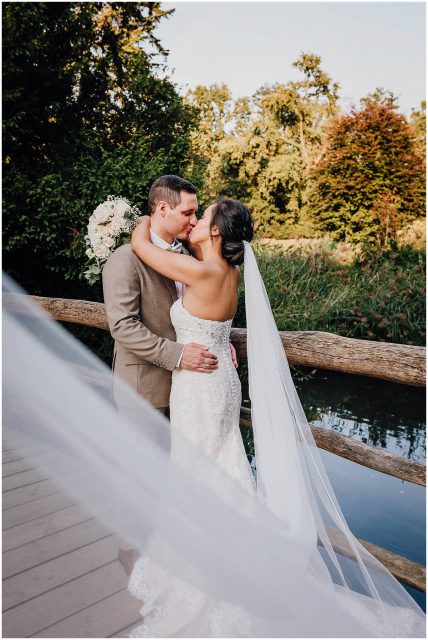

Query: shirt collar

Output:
[150, 229, 176, 250]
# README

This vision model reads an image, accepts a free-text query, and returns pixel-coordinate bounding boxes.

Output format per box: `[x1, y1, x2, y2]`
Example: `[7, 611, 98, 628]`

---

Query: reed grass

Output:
[235, 242, 425, 346]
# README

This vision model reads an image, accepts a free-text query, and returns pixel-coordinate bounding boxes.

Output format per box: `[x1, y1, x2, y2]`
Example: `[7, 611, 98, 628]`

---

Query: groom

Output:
[102, 174, 220, 419]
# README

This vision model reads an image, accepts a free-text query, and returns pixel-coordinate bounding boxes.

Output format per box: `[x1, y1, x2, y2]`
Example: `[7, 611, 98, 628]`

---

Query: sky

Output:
[154, 1, 426, 115]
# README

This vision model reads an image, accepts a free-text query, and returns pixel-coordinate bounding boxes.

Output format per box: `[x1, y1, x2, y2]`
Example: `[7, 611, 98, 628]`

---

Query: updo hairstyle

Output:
[210, 199, 253, 266]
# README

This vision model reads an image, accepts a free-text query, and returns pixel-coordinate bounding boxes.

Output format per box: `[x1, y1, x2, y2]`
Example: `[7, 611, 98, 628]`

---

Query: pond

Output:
[240, 368, 426, 611]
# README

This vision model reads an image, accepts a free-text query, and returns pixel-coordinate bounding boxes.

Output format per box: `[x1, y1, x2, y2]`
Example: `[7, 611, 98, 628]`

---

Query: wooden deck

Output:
[2, 444, 142, 638]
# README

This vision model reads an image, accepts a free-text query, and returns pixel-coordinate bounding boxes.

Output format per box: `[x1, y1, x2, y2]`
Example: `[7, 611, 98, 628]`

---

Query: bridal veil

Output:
[3, 264, 425, 637]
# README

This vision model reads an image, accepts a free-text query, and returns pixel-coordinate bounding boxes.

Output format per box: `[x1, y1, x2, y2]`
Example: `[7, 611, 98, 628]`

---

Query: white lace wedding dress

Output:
[128, 297, 257, 637]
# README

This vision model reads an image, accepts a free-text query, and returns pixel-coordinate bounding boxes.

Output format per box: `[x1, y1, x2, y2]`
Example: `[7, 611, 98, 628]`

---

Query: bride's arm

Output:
[131, 217, 210, 285]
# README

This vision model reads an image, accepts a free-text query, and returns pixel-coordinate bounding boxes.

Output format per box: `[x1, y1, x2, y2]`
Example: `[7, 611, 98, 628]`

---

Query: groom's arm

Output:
[102, 249, 184, 371]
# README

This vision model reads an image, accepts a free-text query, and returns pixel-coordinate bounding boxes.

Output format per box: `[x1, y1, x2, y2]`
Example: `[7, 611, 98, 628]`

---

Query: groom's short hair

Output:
[148, 175, 197, 214]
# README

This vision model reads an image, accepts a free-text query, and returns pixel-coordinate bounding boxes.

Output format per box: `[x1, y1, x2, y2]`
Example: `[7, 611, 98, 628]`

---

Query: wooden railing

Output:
[26, 296, 425, 386]
[6, 294, 427, 592]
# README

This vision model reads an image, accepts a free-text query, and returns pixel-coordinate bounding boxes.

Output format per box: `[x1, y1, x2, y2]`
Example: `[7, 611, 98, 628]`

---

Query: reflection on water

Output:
[298, 370, 426, 463]
[314, 411, 425, 462]
[240, 367, 426, 611]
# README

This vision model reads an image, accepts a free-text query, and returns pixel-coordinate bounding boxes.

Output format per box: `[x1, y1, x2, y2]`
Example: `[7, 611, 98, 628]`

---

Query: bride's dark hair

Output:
[210, 199, 253, 266]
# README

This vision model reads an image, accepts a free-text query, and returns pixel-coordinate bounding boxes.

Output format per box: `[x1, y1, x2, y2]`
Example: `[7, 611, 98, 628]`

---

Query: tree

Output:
[196, 53, 339, 237]
[309, 93, 426, 244]
[3, 2, 198, 296]
[409, 100, 426, 158]
[186, 84, 233, 160]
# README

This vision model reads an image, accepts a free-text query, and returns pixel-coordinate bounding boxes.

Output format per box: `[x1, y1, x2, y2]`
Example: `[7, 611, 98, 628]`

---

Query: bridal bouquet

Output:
[83, 196, 141, 284]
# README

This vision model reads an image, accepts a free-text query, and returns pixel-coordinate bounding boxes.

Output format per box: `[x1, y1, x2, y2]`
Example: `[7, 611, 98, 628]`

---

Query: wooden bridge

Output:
[3, 295, 426, 637]
[3, 442, 142, 637]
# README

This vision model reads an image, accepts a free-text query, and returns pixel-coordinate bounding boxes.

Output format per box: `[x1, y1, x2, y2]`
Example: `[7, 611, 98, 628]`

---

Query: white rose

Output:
[93, 203, 113, 224]
[86, 248, 95, 258]
[103, 236, 115, 248]
[88, 220, 98, 233]
[95, 227, 109, 239]
[113, 199, 131, 217]
[89, 233, 102, 247]
[93, 244, 110, 259]
[110, 220, 126, 234]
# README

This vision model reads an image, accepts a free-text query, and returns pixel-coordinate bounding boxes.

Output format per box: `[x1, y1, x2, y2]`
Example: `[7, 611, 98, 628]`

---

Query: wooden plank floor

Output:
[3, 444, 142, 637]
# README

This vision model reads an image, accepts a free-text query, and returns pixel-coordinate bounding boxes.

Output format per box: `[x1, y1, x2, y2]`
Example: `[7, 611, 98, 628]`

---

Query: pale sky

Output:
[155, 1, 426, 115]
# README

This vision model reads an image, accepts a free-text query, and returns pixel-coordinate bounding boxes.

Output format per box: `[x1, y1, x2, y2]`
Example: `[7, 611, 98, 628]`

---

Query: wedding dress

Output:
[128, 297, 258, 637]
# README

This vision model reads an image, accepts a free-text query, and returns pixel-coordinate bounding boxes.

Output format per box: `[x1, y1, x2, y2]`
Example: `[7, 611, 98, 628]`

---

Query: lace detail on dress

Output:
[169, 299, 256, 492]
[128, 298, 257, 637]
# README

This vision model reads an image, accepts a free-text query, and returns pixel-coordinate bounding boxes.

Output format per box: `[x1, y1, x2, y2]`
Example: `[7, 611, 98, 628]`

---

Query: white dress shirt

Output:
[150, 229, 185, 368]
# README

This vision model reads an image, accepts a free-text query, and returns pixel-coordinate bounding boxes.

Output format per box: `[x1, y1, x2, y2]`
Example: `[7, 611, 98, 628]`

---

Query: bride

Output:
[126, 199, 426, 637]
[128, 200, 257, 636]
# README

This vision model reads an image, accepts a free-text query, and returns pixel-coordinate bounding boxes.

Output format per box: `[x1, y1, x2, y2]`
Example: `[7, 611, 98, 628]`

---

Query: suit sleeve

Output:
[102, 249, 184, 371]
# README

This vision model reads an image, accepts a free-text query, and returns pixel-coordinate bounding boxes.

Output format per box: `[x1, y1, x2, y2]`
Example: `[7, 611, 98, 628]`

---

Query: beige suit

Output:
[102, 243, 184, 411]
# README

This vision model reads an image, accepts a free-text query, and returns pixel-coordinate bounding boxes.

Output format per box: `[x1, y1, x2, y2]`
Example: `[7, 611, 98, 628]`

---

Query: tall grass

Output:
[235, 243, 425, 346]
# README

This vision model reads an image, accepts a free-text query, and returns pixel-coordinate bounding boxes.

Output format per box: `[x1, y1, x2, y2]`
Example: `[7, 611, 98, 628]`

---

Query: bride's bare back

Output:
[182, 263, 240, 322]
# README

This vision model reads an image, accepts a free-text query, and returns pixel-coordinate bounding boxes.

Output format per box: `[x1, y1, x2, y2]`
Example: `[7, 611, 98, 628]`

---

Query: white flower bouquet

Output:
[83, 196, 141, 285]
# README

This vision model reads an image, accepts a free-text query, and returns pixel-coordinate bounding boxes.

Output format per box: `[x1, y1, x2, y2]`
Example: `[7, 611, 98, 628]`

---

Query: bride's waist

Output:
[176, 344, 235, 367]
[177, 338, 231, 354]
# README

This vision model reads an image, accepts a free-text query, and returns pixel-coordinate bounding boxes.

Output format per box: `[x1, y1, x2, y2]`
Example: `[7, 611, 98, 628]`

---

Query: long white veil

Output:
[3, 267, 426, 638]
[243, 240, 426, 633]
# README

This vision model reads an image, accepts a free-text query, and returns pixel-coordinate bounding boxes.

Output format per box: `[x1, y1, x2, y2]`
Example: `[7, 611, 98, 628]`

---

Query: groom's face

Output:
[163, 190, 198, 240]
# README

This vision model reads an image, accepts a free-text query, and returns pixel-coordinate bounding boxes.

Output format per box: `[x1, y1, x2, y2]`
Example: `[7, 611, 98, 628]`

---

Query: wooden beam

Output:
[240, 407, 426, 487]
[32, 296, 109, 331]
[322, 529, 426, 592]
[6, 294, 424, 387]
[231, 328, 425, 387]
[357, 537, 425, 592]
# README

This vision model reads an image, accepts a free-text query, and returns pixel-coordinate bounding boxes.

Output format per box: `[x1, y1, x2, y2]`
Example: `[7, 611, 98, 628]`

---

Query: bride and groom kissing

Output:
[102, 174, 246, 419]
[101, 174, 425, 637]
[102, 175, 256, 628]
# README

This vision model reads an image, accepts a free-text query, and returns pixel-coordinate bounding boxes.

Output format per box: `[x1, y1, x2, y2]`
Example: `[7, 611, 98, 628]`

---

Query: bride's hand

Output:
[132, 216, 151, 245]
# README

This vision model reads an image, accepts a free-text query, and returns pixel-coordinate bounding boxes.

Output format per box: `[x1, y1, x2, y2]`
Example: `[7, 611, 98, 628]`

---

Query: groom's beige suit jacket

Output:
[102, 243, 184, 411]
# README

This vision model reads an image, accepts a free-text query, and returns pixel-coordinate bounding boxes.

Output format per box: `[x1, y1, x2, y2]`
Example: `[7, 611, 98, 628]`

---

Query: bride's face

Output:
[189, 205, 217, 245]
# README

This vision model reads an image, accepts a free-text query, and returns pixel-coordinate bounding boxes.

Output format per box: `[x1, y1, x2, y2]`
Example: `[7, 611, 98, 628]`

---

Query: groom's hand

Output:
[180, 343, 218, 373]
[229, 342, 238, 368]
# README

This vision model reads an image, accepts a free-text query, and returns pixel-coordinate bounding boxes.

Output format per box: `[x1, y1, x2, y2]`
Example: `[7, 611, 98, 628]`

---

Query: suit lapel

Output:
[134, 248, 178, 302]
[163, 276, 178, 302]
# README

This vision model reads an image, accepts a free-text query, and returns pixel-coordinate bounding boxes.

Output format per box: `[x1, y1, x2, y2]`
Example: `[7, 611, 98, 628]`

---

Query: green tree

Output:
[409, 100, 426, 158]
[309, 92, 426, 244]
[198, 53, 339, 237]
[186, 83, 233, 160]
[184, 83, 233, 193]
[3, 2, 197, 296]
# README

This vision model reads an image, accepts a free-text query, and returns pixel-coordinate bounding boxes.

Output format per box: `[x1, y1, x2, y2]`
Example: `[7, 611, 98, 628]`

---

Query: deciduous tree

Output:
[310, 91, 425, 244]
